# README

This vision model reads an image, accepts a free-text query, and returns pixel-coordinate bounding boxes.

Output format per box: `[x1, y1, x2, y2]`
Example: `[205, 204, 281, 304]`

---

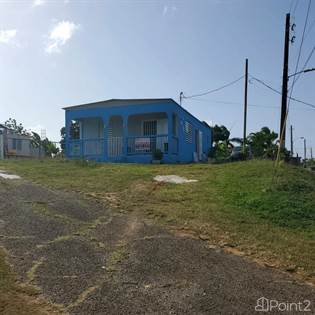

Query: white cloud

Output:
[162, 5, 177, 16]
[0, 29, 17, 44]
[163, 5, 168, 16]
[33, 0, 46, 6]
[45, 21, 79, 54]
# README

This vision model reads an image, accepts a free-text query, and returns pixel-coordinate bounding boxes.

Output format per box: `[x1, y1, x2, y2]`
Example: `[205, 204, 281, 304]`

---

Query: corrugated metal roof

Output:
[62, 98, 175, 110]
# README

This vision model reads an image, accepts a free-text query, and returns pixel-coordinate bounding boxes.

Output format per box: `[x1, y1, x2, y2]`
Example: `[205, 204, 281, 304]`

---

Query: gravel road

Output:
[0, 177, 314, 314]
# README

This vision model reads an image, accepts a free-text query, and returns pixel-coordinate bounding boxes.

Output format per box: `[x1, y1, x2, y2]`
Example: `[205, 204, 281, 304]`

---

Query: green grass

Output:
[1, 159, 314, 283]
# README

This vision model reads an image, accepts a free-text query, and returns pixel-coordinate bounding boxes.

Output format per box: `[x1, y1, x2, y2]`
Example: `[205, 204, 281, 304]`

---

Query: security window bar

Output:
[143, 120, 157, 136]
[184, 121, 193, 143]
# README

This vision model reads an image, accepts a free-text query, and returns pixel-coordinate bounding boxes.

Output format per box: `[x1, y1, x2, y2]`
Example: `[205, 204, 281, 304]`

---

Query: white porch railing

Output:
[108, 136, 123, 157]
[68, 138, 104, 157]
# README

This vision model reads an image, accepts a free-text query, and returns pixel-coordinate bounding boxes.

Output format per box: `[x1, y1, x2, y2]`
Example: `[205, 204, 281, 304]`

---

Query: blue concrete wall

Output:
[65, 100, 212, 163]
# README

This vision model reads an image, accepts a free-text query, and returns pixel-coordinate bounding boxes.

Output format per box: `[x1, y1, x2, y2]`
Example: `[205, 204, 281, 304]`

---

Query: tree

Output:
[247, 127, 278, 159]
[60, 121, 80, 153]
[212, 125, 230, 144]
[41, 138, 59, 156]
[208, 125, 232, 161]
[60, 127, 66, 152]
[4, 118, 29, 135]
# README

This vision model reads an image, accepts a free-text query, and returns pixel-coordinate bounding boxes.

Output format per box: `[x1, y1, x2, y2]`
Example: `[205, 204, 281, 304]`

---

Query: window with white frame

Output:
[184, 121, 193, 143]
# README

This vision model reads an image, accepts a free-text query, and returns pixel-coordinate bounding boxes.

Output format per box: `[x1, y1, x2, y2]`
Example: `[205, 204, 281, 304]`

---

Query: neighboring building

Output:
[63, 98, 212, 163]
[0, 124, 43, 159]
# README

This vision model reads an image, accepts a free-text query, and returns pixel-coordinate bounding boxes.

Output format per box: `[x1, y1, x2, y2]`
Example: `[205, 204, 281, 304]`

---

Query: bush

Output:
[152, 149, 163, 160]
[74, 159, 99, 168]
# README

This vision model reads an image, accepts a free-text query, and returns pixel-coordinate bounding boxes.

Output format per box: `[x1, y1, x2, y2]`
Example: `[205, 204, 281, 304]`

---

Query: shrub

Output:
[152, 149, 163, 160]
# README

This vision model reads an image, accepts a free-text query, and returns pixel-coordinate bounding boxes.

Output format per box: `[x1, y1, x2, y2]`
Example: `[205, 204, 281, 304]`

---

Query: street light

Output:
[300, 137, 307, 167]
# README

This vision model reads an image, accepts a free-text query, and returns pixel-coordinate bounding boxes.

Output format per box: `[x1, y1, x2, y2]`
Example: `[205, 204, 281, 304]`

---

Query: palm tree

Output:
[247, 127, 278, 158]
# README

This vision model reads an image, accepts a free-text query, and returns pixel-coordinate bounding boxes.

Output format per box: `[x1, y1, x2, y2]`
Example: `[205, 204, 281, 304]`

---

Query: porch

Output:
[67, 112, 179, 162]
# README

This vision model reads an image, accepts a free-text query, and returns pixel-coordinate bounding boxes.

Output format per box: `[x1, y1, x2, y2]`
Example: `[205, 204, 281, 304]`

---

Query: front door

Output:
[195, 129, 203, 161]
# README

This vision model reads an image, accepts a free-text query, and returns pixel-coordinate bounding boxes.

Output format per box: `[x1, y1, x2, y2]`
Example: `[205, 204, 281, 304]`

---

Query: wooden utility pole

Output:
[290, 125, 294, 156]
[280, 13, 290, 150]
[304, 138, 307, 166]
[243, 58, 248, 153]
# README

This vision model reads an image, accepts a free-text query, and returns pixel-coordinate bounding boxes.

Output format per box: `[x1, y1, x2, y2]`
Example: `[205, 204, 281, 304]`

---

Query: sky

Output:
[0, 0, 314, 157]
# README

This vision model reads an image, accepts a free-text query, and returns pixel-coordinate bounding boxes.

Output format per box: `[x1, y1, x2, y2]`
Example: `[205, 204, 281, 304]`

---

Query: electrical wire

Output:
[184, 96, 315, 111]
[290, 45, 315, 85]
[287, 0, 312, 111]
[249, 75, 315, 109]
[182, 75, 244, 99]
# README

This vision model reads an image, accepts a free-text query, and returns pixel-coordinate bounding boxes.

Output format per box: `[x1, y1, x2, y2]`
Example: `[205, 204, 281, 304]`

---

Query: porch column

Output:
[167, 111, 173, 156]
[122, 115, 128, 157]
[65, 115, 71, 157]
[102, 116, 109, 161]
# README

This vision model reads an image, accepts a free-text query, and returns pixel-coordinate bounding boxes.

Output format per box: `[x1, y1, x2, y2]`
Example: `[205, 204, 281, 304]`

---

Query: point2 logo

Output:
[255, 297, 312, 312]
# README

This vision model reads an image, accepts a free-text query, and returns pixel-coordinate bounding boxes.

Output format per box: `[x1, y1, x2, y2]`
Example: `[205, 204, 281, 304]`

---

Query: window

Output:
[143, 120, 157, 136]
[12, 139, 22, 151]
[184, 121, 193, 143]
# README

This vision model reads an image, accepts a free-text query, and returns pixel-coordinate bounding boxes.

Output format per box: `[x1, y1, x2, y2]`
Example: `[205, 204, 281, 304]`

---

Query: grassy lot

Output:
[0, 159, 314, 287]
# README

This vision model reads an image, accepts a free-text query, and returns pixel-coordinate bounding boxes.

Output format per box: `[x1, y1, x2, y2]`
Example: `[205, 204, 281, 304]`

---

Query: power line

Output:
[305, 18, 315, 39]
[291, 45, 315, 85]
[249, 75, 315, 109]
[184, 97, 315, 111]
[182, 75, 244, 99]
[288, 0, 312, 111]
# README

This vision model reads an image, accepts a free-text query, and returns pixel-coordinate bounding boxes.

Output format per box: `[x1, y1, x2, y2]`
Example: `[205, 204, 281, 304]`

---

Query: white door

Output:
[198, 131, 203, 160]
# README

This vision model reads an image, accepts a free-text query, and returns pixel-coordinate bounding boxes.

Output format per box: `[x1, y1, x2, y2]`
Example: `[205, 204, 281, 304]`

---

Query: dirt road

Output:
[0, 178, 314, 314]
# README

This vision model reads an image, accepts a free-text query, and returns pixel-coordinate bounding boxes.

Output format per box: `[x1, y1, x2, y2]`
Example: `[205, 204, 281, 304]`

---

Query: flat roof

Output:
[62, 98, 175, 110]
[63, 98, 211, 130]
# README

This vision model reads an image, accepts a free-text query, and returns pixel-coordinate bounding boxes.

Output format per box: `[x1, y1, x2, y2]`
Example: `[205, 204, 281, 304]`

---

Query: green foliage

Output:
[152, 149, 163, 160]
[31, 132, 59, 157]
[41, 138, 59, 156]
[213, 142, 230, 162]
[247, 127, 278, 159]
[74, 159, 99, 168]
[60, 121, 80, 152]
[4, 118, 29, 135]
[215, 160, 315, 231]
[212, 124, 230, 143]
[60, 127, 66, 152]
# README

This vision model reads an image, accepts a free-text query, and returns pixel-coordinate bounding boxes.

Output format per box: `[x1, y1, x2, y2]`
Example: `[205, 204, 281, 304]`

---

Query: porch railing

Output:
[68, 138, 104, 157]
[127, 135, 169, 155]
[68, 135, 178, 158]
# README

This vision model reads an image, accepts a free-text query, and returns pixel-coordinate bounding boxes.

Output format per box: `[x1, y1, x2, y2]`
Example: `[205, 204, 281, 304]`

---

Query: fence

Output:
[0, 136, 62, 159]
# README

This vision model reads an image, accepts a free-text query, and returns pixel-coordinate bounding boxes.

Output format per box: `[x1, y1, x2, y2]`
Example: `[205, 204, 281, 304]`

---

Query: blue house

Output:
[63, 98, 212, 163]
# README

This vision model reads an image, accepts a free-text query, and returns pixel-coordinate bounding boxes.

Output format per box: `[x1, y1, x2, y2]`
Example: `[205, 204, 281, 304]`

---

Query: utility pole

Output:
[301, 137, 307, 167]
[179, 92, 184, 106]
[304, 138, 307, 166]
[280, 13, 290, 150]
[243, 58, 248, 153]
[311, 147, 313, 160]
[290, 125, 294, 156]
